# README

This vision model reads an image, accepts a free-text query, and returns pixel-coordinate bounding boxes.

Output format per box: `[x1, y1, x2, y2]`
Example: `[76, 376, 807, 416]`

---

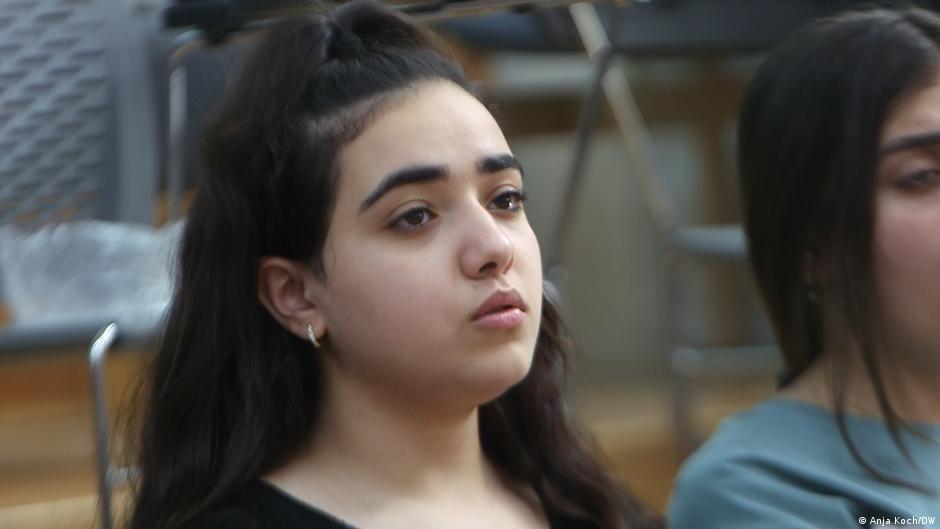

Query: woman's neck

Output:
[780, 348, 940, 425]
[263, 370, 532, 526]
[306, 373, 491, 495]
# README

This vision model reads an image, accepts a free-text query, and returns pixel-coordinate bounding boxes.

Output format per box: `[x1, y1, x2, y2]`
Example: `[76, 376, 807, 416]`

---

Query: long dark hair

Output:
[739, 6, 940, 488]
[128, 2, 660, 528]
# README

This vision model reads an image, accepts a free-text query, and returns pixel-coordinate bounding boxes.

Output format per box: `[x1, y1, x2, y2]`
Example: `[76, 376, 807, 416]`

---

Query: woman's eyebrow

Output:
[358, 154, 525, 214]
[360, 165, 447, 212]
[880, 130, 940, 156]
[478, 154, 524, 178]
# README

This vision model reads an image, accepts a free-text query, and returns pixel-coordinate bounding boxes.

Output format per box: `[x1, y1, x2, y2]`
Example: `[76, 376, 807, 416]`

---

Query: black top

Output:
[183, 480, 592, 529]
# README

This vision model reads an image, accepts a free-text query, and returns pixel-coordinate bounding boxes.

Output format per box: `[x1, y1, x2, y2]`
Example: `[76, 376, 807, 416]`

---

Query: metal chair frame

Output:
[554, 3, 779, 455]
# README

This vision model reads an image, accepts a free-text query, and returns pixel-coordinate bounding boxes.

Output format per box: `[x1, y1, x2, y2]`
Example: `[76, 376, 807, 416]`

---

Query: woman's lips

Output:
[471, 289, 527, 329]
[472, 307, 526, 329]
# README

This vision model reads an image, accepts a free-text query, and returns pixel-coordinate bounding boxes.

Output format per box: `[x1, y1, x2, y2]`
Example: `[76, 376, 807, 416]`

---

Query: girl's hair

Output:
[739, 6, 940, 488]
[128, 2, 660, 528]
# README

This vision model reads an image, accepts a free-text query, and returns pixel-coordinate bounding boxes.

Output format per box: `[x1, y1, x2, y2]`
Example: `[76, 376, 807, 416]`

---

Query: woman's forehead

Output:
[337, 81, 509, 187]
[882, 73, 940, 145]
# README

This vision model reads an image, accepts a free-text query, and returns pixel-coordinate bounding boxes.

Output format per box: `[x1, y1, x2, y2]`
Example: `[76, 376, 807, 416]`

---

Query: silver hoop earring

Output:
[306, 322, 321, 348]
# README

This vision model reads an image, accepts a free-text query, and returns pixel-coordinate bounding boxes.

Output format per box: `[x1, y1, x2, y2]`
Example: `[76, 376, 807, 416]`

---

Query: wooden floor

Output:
[0, 349, 775, 529]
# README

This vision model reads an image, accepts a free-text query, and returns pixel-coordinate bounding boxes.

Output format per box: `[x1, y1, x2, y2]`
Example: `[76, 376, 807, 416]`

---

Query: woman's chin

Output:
[464, 348, 535, 405]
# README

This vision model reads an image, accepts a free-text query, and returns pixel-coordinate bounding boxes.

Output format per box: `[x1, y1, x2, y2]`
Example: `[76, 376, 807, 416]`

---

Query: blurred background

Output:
[2, 0, 934, 527]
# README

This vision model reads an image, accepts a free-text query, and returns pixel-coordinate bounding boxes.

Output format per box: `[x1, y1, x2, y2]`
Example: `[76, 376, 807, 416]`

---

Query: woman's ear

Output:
[257, 257, 327, 344]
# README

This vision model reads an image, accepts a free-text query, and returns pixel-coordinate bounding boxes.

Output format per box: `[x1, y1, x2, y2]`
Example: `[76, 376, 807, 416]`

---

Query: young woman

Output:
[669, 7, 940, 529]
[127, 2, 660, 529]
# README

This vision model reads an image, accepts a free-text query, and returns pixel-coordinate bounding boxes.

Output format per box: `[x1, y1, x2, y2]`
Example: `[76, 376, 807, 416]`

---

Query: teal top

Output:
[668, 398, 940, 529]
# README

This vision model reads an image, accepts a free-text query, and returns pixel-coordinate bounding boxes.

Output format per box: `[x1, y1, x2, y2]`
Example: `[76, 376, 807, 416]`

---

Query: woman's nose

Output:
[458, 205, 515, 280]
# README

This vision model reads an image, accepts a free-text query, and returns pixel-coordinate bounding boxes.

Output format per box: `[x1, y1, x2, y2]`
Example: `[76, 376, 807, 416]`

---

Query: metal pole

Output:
[568, 1, 677, 233]
[547, 46, 613, 273]
[90, 323, 120, 529]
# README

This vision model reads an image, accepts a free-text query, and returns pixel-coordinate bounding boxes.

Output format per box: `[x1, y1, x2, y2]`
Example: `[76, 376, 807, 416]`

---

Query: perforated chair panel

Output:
[0, 0, 114, 227]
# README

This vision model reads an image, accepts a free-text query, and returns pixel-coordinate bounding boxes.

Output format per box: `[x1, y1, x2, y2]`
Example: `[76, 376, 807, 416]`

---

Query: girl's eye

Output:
[391, 207, 436, 232]
[491, 190, 528, 212]
[898, 168, 940, 191]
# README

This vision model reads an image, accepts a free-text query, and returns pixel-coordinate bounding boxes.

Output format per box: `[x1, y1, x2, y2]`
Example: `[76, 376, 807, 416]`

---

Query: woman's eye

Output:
[898, 168, 940, 191]
[391, 207, 436, 231]
[491, 190, 528, 212]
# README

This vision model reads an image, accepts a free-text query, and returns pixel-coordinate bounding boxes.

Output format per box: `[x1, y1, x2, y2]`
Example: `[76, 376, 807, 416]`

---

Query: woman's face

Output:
[873, 72, 940, 370]
[312, 80, 543, 410]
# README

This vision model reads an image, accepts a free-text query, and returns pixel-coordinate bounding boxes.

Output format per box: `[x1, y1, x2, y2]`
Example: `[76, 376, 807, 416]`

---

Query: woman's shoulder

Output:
[666, 403, 801, 529]
[180, 480, 352, 529]
[666, 398, 933, 529]
[679, 397, 848, 462]
[667, 399, 837, 529]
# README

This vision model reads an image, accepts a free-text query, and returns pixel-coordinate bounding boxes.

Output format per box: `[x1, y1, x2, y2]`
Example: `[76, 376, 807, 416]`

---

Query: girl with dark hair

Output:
[668, 7, 940, 529]
[126, 2, 660, 529]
